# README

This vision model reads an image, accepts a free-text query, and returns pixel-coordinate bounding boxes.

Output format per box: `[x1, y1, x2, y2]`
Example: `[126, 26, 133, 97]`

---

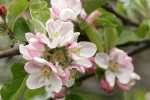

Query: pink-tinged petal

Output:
[79, 42, 97, 58]
[26, 74, 45, 89]
[51, 7, 60, 18]
[36, 32, 50, 44]
[105, 70, 116, 86]
[24, 61, 42, 74]
[95, 53, 110, 69]
[116, 67, 131, 84]
[80, 9, 87, 19]
[27, 44, 43, 58]
[86, 10, 101, 24]
[60, 21, 74, 35]
[29, 38, 45, 52]
[52, 86, 67, 99]
[46, 19, 62, 37]
[100, 79, 114, 93]
[19, 44, 32, 60]
[117, 82, 130, 91]
[60, 8, 76, 21]
[60, 69, 70, 85]
[65, 78, 75, 87]
[25, 32, 35, 42]
[75, 58, 92, 68]
[47, 62, 58, 73]
[48, 72, 62, 93]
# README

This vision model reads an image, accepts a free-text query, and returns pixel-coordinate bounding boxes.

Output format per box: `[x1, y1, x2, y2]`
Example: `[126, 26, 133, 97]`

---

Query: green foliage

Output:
[134, 88, 146, 100]
[7, 0, 29, 20]
[94, 12, 121, 27]
[137, 19, 150, 38]
[1, 63, 28, 100]
[101, 28, 118, 52]
[95, 66, 105, 78]
[118, 30, 138, 45]
[85, 26, 104, 52]
[29, 18, 46, 33]
[25, 87, 45, 100]
[84, 0, 107, 14]
[13, 17, 31, 41]
[29, 0, 50, 25]
[65, 94, 83, 100]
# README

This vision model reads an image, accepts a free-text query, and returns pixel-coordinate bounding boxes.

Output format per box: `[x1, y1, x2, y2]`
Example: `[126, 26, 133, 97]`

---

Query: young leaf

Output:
[101, 27, 118, 52]
[29, 18, 46, 33]
[29, 0, 50, 25]
[13, 17, 31, 41]
[118, 30, 138, 45]
[84, 0, 107, 15]
[1, 63, 28, 100]
[8, 0, 29, 19]
[85, 26, 104, 52]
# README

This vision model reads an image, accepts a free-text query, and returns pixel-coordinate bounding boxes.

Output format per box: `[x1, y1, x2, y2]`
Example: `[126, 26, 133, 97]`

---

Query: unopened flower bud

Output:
[100, 79, 114, 93]
[0, 5, 6, 16]
[52, 86, 67, 99]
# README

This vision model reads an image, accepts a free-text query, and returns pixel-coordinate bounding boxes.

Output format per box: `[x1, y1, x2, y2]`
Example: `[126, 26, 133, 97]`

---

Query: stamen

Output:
[42, 66, 51, 77]
[71, 48, 80, 55]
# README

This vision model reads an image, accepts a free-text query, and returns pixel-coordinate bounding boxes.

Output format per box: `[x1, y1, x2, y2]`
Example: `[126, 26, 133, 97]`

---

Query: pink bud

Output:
[100, 79, 114, 93]
[52, 86, 67, 99]
[85, 57, 96, 75]
[0, 5, 6, 16]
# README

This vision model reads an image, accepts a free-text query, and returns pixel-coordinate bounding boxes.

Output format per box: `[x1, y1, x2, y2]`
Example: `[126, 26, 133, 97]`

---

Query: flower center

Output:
[52, 50, 65, 63]
[109, 60, 120, 72]
[71, 48, 80, 55]
[52, 32, 61, 39]
[42, 66, 51, 77]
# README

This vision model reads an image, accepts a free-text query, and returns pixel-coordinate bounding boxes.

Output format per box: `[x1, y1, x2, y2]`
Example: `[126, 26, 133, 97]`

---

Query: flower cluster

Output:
[19, 0, 140, 99]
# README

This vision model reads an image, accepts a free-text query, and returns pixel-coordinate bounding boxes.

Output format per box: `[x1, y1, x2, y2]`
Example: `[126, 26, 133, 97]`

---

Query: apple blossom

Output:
[46, 19, 80, 48]
[19, 32, 46, 60]
[52, 86, 67, 99]
[25, 57, 62, 93]
[95, 48, 134, 87]
[50, 0, 82, 21]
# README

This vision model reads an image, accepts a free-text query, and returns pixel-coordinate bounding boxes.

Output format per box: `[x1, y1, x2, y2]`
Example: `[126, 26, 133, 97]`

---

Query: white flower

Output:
[95, 48, 134, 86]
[51, 0, 82, 21]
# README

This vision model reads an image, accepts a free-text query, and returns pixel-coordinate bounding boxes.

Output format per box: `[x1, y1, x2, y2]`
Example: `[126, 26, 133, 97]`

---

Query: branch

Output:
[102, 5, 139, 27]
[0, 46, 20, 58]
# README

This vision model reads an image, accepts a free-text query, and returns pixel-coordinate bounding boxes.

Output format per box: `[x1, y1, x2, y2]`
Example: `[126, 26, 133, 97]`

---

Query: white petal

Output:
[49, 72, 62, 93]
[105, 70, 116, 86]
[26, 74, 45, 89]
[60, 21, 74, 35]
[60, 8, 76, 21]
[66, 78, 75, 87]
[48, 37, 62, 48]
[79, 42, 97, 58]
[34, 57, 47, 64]
[75, 58, 92, 68]
[116, 67, 131, 84]
[19, 44, 32, 60]
[24, 61, 42, 74]
[95, 53, 110, 69]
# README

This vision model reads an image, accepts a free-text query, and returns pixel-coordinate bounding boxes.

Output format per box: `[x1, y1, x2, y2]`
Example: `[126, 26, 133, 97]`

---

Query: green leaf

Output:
[84, 0, 107, 14]
[102, 28, 118, 52]
[65, 94, 83, 100]
[8, 0, 29, 19]
[1, 63, 28, 100]
[95, 66, 105, 78]
[137, 19, 150, 38]
[85, 26, 104, 52]
[134, 88, 146, 100]
[29, 0, 50, 25]
[25, 87, 45, 100]
[29, 18, 46, 33]
[13, 17, 31, 41]
[94, 12, 121, 27]
[118, 30, 138, 45]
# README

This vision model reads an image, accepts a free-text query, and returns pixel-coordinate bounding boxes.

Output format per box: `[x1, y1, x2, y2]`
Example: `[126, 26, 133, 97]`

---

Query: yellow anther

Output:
[71, 48, 80, 55]
[42, 66, 51, 77]
[52, 32, 61, 39]
[109, 60, 120, 72]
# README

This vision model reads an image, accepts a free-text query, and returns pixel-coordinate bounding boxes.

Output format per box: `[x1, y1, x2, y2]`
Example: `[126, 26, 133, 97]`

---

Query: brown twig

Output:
[0, 46, 20, 58]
